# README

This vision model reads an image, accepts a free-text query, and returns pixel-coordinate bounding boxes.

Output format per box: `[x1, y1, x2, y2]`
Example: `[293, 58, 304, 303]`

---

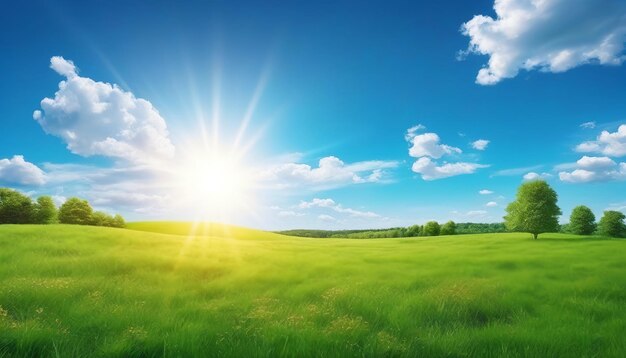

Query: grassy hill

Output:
[0, 223, 625, 357]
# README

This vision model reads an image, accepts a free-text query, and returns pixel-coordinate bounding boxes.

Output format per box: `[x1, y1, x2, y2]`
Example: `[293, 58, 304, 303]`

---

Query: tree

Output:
[406, 224, 421, 237]
[111, 213, 126, 228]
[504, 180, 561, 239]
[597, 211, 626, 238]
[91, 211, 114, 227]
[440, 221, 456, 235]
[0, 188, 35, 224]
[34, 196, 57, 224]
[58, 197, 93, 225]
[569, 205, 596, 235]
[423, 221, 440, 236]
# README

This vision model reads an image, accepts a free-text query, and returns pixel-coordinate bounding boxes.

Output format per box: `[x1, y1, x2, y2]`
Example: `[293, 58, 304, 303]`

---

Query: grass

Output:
[0, 223, 625, 357]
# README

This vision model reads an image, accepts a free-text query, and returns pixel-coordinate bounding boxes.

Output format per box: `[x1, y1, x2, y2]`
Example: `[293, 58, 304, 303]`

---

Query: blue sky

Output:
[1, 0, 626, 229]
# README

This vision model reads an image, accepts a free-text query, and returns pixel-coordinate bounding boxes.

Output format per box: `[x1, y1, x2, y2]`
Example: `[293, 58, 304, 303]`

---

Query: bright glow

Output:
[174, 148, 254, 221]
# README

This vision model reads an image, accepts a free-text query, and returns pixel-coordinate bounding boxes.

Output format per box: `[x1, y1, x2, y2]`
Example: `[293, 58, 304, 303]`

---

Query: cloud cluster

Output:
[560, 124, 626, 183]
[409, 133, 462, 159]
[406, 126, 488, 180]
[33, 56, 175, 164]
[576, 124, 626, 157]
[461, 0, 626, 85]
[0, 155, 46, 186]
[559, 156, 626, 183]
[258, 156, 398, 189]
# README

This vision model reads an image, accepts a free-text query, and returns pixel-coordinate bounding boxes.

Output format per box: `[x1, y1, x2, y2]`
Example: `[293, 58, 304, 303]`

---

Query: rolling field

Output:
[0, 223, 625, 357]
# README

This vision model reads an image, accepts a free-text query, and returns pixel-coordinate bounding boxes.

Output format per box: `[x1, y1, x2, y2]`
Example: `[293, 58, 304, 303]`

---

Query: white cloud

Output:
[461, 0, 626, 85]
[0, 155, 46, 186]
[318, 214, 336, 222]
[576, 124, 626, 157]
[299, 198, 380, 218]
[258, 156, 398, 190]
[50, 56, 78, 78]
[559, 156, 626, 183]
[34, 56, 175, 164]
[411, 157, 488, 181]
[479, 189, 494, 195]
[405, 128, 487, 180]
[580, 121, 596, 129]
[408, 133, 462, 159]
[405, 124, 426, 141]
[486, 201, 498, 207]
[577, 156, 616, 169]
[471, 139, 490, 150]
[523, 172, 552, 181]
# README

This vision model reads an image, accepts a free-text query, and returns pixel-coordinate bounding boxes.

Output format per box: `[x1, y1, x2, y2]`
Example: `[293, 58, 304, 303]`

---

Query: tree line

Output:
[504, 180, 625, 239]
[281, 181, 625, 239]
[0, 188, 125, 228]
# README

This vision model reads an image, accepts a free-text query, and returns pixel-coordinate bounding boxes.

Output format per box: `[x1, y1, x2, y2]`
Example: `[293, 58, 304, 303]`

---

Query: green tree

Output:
[423, 221, 440, 236]
[34, 196, 57, 224]
[58, 197, 93, 225]
[91, 211, 114, 227]
[569, 205, 596, 235]
[112, 214, 126, 228]
[504, 180, 561, 239]
[440, 221, 456, 235]
[405, 224, 421, 237]
[597, 211, 626, 238]
[0, 188, 35, 224]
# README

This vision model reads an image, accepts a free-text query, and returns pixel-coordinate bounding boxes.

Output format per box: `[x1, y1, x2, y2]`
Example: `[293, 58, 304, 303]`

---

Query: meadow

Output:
[0, 222, 625, 357]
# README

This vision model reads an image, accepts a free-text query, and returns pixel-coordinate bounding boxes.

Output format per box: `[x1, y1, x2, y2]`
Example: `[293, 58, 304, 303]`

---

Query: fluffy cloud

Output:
[34, 56, 175, 164]
[479, 189, 494, 195]
[576, 124, 626, 157]
[0, 155, 46, 185]
[461, 0, 626, 85]
[299, 198, 380, 218]
[405, 126, 487, 180]
[559, 156, 626, 183]
[523, 172, 552, 181]
[486, 201, 498, 207]
[411, 157, 488, 181]
[409, 133, 462, 159]
[404, 124, 426, 141]
[471, 139, 490, 151]
[258, 156, 398, 190]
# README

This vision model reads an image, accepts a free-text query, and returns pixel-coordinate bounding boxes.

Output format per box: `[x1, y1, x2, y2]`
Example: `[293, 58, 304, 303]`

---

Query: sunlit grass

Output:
[0, 224, 624, 357]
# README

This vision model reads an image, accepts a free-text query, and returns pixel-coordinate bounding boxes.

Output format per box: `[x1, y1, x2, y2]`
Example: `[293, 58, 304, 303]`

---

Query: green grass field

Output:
[1, 223, 625, 357]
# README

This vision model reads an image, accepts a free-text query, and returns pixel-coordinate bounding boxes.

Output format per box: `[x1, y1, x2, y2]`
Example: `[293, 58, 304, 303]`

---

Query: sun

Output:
[175, 149, 253, 220]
